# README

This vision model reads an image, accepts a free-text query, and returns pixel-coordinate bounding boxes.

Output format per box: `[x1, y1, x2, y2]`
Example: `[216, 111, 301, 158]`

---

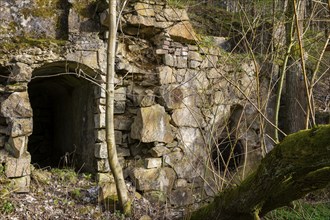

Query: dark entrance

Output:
[28, 73, 96, 172]
[212, 137, 243, 172]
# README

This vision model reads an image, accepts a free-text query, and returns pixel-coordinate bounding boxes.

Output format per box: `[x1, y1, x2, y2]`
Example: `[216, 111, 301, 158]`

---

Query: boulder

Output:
[0, 92, 32, 118]
[131, 105, 174, 143]
[130, 167, 176, 192]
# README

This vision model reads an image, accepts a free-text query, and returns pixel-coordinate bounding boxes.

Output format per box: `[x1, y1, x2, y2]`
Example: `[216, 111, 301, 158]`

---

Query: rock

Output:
[176, 56, 187, 68]
[94, 143, 108, 159]
[0, 92, 32, 118]
[131, 105, 174, 143]
[166, 21, 197, 43]
[162, 8, 189, 21]
[8, 62, 33, 83]
[94, 113, 105, 128]
[12, 175, 30, 193]
[139, 215, 152, 220]
[95, 129, 106, 142]
[7, 118, 33, 137]
[5, 136, 28, 158]
[114, 87, 127, 101]
[114, 116, 133, 131]
[0, 136, 5, 147]
[163, 54, 175, 66]
[135, 3, 155, 16]
[140, 89, 156, 107]
[169, 188, 194, 206]
[143, 191, 167, 204]
[5, 153, 31, 178]
[149, 145, 170, 157]
[98, 182, 118, 206]
[174, 179, 188, 188]
[96, 159, 110, 172]
[157, 66, 176, 84]
[188, 51, 203, 61]
[96, 173, 114, 183]
[130, 167, 176, 192]
[117, 147, 130, 157]
[172, 107, 206, 128]
[158, 84, 184, 110]
[0, 149, 9, 163]
[144, 158, 162, 169]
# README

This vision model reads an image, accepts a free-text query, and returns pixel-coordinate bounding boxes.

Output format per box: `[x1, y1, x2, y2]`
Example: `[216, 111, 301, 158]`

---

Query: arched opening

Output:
[211, 137, 243, 172]
[27, 62, 101, 172]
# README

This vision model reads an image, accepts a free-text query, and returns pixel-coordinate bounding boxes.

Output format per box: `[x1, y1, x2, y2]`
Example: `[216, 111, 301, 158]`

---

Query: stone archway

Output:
[27, 61, 103, 172]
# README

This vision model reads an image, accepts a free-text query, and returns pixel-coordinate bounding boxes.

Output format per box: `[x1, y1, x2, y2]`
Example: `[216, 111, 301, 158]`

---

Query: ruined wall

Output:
[0, 0, 262, 206]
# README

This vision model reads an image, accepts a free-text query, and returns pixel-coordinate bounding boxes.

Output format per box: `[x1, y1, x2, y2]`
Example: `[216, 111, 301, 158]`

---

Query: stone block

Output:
[94, 86, 106, 99]
[189, 60, 201, 69]
[96, 158, 110, 172]
[149, 145, 170, 157]
[94, 113, 105, 128]
[114, 87, 127, 101]
[157, 66, 176, 85]
[114, 101, 126, 114]
[0, 92, 32, 118]
[144, 158, 162, 169]
[12, 175, 30, 193]
[155, 49, 168, 55]
[6, 136, 28, 158]
[96, 172, 114, 183]
[176, 57, 188, 69]
[5, 153, 31, 178]
[7, 118, 33, 137]
[166, 21, 197, 43]
[8, 62, 33, 83]
[114, 116, 133, 131]
[94, 143, 108, 159]
[95, 129, 106, 142]
[135, 3, 155, 16]
[162, 8, 189, 21]
[172, 107, 206, 128]
[129, 167, 175, 193]
[130, 105, 174, 143]
[188, 51, 203, 61]
[163, 54, 174, 66]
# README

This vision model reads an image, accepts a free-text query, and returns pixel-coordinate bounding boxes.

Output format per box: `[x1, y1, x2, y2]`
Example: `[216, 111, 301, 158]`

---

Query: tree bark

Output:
[191, 125, 330, 220]
[106, 0, 131, 215]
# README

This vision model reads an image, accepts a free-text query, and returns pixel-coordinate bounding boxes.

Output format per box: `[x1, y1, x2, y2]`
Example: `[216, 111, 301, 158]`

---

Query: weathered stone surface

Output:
[174, 178, 188, 188]
[162, 8, 189, 21]
[135, 3, 155, 16]
[149, 145, 170, 157]
[0, 136, 5, 147]
[66, 51, 99, 69]
[114, 116, 133, 131]
[94, 113, 105, 128]
[12, 175, 30, 193]
[169, 188, 194, 206]
[114, 87, 127, 101]
[130, 167, 176, 192]
[96, 158, 110, 172]
[0, 92, 32, 118]
[143, 191, 167, 204]
[144, 158, 162, 169]
[201, 55, 219, 68]
[140, 90, 156, 107]
[157, 66, 176, 84]
[6, 136, 28, 158]
[189, 60, 201, 69]
[5, 153, 31, 178]
[114, 101, 126, 114]
[163, 54, 174, 66]
[96, 172, 114, 183]
[131, 105, 174, 143]
[95, 129, 106, 142]
[176, 56, 187, 68]
[98, 182, 117, 204]
[7, 118, 33, 137]
[117, 147, 130, 157]
[172, 107, 206, 128]
[8, 62, 33, 83]
[166, 21, 197, 43]
[94, 143, 107, 159]
[158, 84, 184, 109]
[0, 149, 9, 163]
[188, 51, 203, 61]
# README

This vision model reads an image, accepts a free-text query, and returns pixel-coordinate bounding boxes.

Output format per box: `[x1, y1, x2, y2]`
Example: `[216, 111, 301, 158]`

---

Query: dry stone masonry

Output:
[0, 0, 262, 206]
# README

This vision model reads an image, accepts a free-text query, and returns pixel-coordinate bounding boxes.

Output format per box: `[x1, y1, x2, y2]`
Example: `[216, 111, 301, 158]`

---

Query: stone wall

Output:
[0, 0, 262, 206]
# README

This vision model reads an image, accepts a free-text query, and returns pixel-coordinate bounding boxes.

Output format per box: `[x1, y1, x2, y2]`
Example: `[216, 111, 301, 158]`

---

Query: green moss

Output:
[21, 0, 60, 19]
[72, 0, 98, 18]
[0, 36, 66, 54]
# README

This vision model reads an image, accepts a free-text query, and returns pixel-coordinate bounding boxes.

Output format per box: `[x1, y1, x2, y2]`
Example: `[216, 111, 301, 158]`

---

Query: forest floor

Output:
[0, 166, 329, 220]
[0, 166, 183, 220]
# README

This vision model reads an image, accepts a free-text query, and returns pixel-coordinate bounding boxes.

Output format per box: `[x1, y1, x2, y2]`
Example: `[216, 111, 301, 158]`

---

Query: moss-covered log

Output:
[191, 125, 330, 220]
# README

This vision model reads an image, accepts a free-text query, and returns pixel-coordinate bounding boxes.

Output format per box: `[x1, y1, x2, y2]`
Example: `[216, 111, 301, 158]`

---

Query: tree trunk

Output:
[191, 125, 330, 220]
[106, 0, 131, 215]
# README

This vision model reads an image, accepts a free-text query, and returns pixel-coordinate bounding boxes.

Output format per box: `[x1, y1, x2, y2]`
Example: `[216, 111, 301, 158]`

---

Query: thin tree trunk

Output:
[191, 125, 330, 220]
[106, 0, 131, 215]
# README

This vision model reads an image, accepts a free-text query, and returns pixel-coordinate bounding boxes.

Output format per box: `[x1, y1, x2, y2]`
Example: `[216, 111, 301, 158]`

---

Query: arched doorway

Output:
[27, 61, 102, 172]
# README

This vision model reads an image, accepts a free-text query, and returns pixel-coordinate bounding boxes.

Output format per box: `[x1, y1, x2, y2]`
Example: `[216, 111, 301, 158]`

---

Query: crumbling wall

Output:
[0, 0, 262, 206]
